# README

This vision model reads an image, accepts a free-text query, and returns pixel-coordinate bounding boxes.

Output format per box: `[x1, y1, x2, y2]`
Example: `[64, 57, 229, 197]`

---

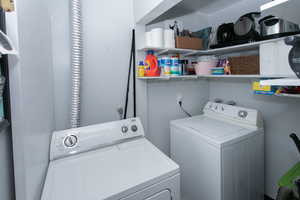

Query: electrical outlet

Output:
[116, 106, 123, 120]
[176, 94, 183, 104]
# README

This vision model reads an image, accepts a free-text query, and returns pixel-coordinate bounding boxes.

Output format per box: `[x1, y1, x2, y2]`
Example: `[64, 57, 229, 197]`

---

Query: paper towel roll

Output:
[145, 31, 152, 47]
[151, 28, 164, 48]
[164, 29, 175, 48]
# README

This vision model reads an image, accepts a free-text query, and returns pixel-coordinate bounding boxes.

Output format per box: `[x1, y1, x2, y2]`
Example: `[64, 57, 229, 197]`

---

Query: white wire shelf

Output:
[275, 93, 300, 98]
[137, 75, 284, 81]
[260, 78, 300, 86]
[138, 35, 295, 57]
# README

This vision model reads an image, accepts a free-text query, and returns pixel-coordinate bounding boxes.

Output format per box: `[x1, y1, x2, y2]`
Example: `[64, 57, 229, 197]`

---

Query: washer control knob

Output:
[121, 126, 128, 134]
[238, 110, 248, 118]
[64, 135, 78, 148]
[131, 125, 138, 132]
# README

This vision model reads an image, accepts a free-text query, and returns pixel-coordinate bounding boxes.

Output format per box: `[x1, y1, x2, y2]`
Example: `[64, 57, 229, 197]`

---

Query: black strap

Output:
[132, 29, 136, 118]
[123, 29, 136, 119]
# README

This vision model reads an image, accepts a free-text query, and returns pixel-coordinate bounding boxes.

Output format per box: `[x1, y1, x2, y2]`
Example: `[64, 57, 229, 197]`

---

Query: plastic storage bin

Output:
[194, 56, 218, 75]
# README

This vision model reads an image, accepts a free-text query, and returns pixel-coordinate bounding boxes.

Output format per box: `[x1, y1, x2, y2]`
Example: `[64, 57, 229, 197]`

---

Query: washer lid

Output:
[41, 138, 179, 200]
[172, 115, 259, 147]
[184, 116, 246, 139]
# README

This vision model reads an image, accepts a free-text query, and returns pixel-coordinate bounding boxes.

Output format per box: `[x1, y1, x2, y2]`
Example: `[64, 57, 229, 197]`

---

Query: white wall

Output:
[80, 0, 134, 126]
[8, 0, 55, 200]
[51, 0, 134, 130]
[209, 79, 300, 198]
[147, 80, 209, 154]
[50, 1, 71, 130]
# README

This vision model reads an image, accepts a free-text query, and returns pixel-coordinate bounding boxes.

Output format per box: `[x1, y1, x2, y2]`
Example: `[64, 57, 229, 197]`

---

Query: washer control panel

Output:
[204, 102, 261, 127]
[50, 118, 144, 160]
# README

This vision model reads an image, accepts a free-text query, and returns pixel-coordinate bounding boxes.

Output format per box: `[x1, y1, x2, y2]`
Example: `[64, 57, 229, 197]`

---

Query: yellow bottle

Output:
[138, 61, 145, 77]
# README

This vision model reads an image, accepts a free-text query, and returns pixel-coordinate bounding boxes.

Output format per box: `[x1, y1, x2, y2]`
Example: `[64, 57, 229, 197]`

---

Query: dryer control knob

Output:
[121, 126, 129, 133]
[64, 135, 78, 148]
[238, 110, 248, 118]
[131, 125, 138, 132]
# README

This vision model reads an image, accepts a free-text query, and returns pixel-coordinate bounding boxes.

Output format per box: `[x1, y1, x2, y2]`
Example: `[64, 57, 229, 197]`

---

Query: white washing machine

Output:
[42, 118, 180, 200]
[170, 102, 264, 200]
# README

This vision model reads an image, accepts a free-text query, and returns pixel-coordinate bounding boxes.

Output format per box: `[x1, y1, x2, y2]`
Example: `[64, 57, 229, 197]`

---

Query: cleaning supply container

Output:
[161, 56, 171, 76]
[145, 50, 160, 77]
[138, 61, 145, 77]
[211, 67, 225, 75]
[170, 56, 180, 76]
[195, 56, 219, 75]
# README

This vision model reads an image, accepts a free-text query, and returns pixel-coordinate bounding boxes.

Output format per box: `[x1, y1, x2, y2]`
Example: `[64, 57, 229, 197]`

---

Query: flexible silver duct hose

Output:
[70, 0, 82, 128]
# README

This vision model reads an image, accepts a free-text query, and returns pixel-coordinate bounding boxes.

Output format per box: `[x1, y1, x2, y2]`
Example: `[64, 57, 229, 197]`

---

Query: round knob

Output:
[238, 110, 248, 118]
[214, 98, 223, 103]
[121, 126, 128, 133]
[64, 135, 78, 148]
[227, 101, 237, 106]
[131, 125, 138, 132]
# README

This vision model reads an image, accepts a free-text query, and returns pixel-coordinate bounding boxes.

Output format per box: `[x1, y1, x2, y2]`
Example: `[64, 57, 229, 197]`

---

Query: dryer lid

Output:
[41, 138, 179, 200]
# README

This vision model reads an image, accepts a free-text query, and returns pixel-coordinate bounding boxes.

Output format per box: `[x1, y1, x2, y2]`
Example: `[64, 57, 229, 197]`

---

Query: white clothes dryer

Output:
[42, 118, 180, 200]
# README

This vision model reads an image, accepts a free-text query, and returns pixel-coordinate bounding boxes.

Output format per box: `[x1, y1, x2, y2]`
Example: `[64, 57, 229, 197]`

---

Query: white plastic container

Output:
[194, 56, 219, 75]
[151, 28, 164, 48]
[260, 40, 296, 77]
[164, 29, 175, 48]
[145, 31, 153, 47]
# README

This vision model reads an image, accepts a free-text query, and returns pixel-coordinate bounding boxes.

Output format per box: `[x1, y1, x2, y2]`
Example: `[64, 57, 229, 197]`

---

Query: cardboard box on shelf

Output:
[176, 36, 203, 50]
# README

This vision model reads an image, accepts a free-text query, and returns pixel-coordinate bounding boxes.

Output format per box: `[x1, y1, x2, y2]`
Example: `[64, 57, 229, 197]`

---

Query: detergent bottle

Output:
[144, 50, 160, 77]
[138, 61, 145, 77]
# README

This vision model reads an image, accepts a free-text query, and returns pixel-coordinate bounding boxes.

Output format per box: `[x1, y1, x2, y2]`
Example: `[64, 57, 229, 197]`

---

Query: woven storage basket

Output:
[228, 55, 260, 75]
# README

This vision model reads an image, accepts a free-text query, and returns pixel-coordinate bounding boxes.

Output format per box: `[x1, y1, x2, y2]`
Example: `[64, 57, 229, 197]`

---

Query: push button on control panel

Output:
[64, 135, 78, 148]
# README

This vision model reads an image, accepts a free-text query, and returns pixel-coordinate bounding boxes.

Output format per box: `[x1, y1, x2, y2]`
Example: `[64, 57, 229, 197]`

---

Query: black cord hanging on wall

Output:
[123, 29, 136, 119]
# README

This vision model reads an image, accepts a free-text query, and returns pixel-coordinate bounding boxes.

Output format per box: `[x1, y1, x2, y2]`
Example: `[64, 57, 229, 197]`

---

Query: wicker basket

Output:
[228, 55, 260, 75]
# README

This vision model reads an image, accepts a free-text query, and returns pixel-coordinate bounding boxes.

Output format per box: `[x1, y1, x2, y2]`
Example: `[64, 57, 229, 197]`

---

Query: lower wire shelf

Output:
[275, 93, 300, 98]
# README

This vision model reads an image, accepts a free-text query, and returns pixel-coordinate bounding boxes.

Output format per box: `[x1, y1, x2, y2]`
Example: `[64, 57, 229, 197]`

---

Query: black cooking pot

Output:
[234, 12, 261, 41]
[217, 23, 236, 44]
